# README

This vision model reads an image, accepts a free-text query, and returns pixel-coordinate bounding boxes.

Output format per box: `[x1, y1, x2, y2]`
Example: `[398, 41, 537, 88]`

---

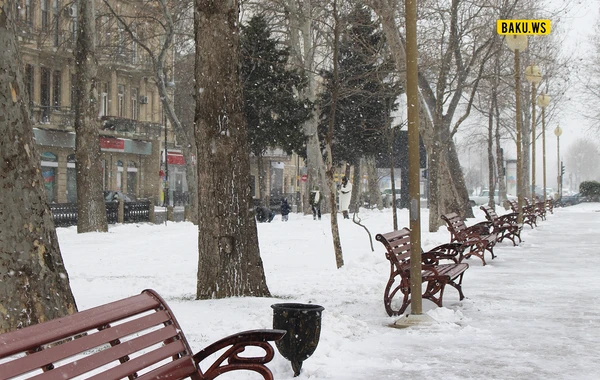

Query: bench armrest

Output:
[423, 242, 464, 264]
[193, 329, 286, 380]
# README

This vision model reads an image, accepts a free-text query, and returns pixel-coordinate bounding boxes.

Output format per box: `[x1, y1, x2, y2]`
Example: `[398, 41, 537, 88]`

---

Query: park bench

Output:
[441, 212, 498, 266]
[480, 205, 522, 246]
[536, 195, 554, 214]
[525, 197, 546, 221]
[375, 228, 469, 316]
[0, 289, 285, 380]
[508, 199, 537, 229]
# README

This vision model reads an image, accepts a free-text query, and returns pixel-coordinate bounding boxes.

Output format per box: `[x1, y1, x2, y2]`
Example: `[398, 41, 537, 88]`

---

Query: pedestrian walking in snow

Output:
[280, 198, 291, 221]
[309, 187, 322, 220]
[339, 176, 353, 219]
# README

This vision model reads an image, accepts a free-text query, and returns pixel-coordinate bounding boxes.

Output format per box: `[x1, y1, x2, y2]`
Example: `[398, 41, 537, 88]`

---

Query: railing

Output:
[50, 201, 151, 227]
[101, 116, 163, 139]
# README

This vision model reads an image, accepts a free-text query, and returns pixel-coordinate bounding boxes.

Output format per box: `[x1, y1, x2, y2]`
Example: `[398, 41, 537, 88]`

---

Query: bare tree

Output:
[194, 0, 270, 298]
[74, 0, 109, 233]
[0, 3, 77, 333]
[101, 0, 199, 223]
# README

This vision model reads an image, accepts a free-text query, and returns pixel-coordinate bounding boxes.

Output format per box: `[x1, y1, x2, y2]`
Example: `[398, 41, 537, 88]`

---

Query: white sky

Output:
[27, 203, 600, 379]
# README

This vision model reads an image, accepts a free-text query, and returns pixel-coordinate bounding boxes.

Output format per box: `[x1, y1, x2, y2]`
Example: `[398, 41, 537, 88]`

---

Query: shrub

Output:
[579, 181, 600, 201]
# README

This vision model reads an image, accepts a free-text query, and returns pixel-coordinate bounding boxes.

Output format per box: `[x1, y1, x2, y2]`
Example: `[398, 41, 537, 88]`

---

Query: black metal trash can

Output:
[271, 303, 324, 377]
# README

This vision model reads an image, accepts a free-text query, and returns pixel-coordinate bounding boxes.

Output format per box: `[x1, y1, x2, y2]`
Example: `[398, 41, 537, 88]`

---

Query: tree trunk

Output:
[366, 156, 383, 210]
[0, 4, 77, 333]
[74, 0, 108, 233]
[285, 0, 329, 214]
[194, 0, 270, 299]
[256, 153, 267, 205]
[487, 87, 497, 208]
[325, 0, 344, 269]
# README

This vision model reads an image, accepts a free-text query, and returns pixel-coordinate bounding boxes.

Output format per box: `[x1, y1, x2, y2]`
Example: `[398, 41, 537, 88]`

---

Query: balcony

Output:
[101, 116, 163, 140]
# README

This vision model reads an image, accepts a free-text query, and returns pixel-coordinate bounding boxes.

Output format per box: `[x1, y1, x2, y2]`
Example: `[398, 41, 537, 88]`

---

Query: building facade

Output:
[15, 0, 172, 204]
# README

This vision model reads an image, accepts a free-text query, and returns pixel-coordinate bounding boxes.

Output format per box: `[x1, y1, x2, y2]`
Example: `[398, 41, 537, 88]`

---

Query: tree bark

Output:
[0, 4, 77, 333]
[365, 156, 383, 210]
[194, 0, 270, 298]
[74, 0, 108, 233]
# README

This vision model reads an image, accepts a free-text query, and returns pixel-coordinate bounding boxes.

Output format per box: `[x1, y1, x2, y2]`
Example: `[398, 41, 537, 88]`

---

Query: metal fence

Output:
[50, 201, 151, 227]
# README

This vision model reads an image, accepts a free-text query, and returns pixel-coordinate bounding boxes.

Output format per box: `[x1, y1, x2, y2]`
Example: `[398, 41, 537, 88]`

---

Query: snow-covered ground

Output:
[57, 203, 600, 380]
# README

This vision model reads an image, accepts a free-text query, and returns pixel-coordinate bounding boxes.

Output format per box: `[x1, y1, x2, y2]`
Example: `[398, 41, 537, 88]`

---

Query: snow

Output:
[56, 203, 600, 379]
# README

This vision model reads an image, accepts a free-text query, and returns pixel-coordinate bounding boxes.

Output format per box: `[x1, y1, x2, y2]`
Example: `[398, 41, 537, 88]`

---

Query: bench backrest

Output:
[480, 205, 499, 222]
[375, 228, 412, 273]
[440, 213, 468, 241]
[0, 289, 199, 380]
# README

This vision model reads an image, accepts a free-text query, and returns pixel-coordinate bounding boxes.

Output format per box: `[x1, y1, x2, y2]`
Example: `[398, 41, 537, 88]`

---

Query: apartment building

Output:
[14, 0, 174, 204]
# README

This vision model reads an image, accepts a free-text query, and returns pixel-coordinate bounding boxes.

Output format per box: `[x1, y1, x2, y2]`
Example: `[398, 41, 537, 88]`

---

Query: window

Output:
[131, 88, 138, 120]
[70, 74, 76, 110]
[40, 152, 58, 203]
[99, 82, 109, 117]
[53, 70, 61, 110]
[127, 162, 138, 197]
[117, 85, 125, 117]
[40, 67, 51, 122]
[25, 0, 33, 26]
[41, 0, 49, 31]
[52, 0, 60, 47]
[70, 4, 78, 44]
[24, 64, 33, 104]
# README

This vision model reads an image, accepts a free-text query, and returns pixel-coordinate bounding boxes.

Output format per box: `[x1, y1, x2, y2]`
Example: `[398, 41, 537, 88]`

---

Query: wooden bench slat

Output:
[0, 293, 161, 358]
[135, 357, 198, 380]
[24, 325, 182, 380]
[85, 339, 188, 380]
[1, 310, 173, 379]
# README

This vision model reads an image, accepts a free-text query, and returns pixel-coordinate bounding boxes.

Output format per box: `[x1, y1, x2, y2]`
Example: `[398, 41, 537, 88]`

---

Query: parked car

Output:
[469, 189, 516, 207]
[560, 192, 585, 206]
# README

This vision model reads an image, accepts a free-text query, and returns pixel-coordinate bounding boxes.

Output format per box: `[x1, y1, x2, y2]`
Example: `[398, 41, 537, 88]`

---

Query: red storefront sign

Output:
[167, 152, 185, 165]
[100, 137, 125, 151]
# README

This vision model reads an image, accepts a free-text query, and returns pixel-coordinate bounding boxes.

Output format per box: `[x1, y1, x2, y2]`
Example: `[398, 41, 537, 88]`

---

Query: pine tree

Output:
[241, 15, 311, 201]
[318, 5, 400, 167]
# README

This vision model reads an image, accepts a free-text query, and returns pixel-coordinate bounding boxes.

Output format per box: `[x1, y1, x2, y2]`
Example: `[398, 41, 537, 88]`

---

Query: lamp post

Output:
[554, 125, 562, 200]
[537, 93, 551, 204]
[506, 35, 527, 224]
[525, 65, 542, 200]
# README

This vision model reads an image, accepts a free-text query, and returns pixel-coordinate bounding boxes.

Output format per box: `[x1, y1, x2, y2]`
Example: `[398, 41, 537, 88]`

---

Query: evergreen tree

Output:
[241, 15, 311, 158]
[318, 5, 400, 167]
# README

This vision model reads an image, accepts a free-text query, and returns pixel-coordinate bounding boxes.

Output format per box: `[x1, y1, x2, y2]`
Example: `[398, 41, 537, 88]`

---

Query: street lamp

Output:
[506, 35, 527, 224]
[537, 92, 551, 204]
[554, 125, 562, 200]
[525, 65, 542, 200]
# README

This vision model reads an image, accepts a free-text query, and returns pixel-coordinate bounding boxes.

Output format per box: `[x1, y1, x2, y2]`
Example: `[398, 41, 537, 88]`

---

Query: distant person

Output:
[256, 206, 275, 223]
[309, 186, 322, 220]
[339, 176, 353, 219]
[280, 198, 291, 222]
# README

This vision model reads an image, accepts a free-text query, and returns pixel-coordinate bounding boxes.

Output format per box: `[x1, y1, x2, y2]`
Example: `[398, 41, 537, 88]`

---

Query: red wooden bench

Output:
[376, 228, 469, 316]
[0, 289, 285, 380]
[525, 197, 546, 221]
[441, 212, 498, 266]
[480, 205, 522, 245]
[508, 199, 537, 228]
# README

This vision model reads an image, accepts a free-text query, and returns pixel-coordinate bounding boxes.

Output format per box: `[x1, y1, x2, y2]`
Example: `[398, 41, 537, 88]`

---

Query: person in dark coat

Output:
[256, 206, 275, 223]
[280, 198, 291, 221]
